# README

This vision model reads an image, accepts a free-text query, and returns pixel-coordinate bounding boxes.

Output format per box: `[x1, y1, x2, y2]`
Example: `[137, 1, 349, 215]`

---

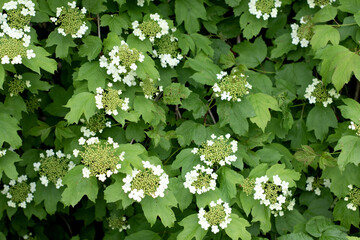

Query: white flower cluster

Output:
[50, 1, 88, 38]
[0, 149, 6, 157]
[154, 51, 183, 68]
[1, 175, 36, 208]
[0, 0, 35, 64]
[122, 161, 169, 202]
[99, 41, 145, 86]
[184, 164, 217, 195]
[307, 0, 336, 8]
[345, 184, 360, 211]
[34, 149, 75, 189]
[198, 199, 232, 234]
[248, 0, 281, 20]
[305, 177, 331, 196]
[192, 134, 238, 167]
[80, 126, 96, 137]
[137, 0, 154, 7]
[348, 121, 360, 136]
[290, 17, 313, 48]
[132, 13, 169, 43]
[95, 87, 130, 116]
[304, 78, 340, 107]
[152, 33, 183, 68]
[254, 175, 295, 217]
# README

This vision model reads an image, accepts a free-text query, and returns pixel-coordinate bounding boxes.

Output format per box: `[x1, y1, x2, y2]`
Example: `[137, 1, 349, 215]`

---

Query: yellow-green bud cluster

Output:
[304, 78, 339, 107]
[7, 74, 30, 96]
[33, 149, 75, 189]
[139, 78, 163, 100]
[25, 95, 41, 112]
[107, 215, 130, 232]
[305, 177, 331, 195]
[345, 185, 360, 211]
[242, 178, 255, 196]
[192, 134, 238, 167]
[1, 175, 36, 208]
[152, 34, 183, 68]
[0, 34, 35, 64]
[198, 199, 232, 234]
[99, 41, 145, 86]
[184, 164, 217, 195]
[132, 13, 169, 43]
[307, 0, 336, 8]
[95, 87, 130, 116]
[291, 16, 314, 48]
[75, 137, 124, 182]
[213, 69, 252, 102]
[50, 1, 88, 38]
[80, 112, 110, 135]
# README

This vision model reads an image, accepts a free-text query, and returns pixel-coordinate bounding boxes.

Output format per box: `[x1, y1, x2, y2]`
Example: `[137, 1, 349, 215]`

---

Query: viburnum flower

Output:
[1, 175, 36, 208]
[290, 16, 314, 48]
[107, 214, 131, 232]
[0, 34, 35, 64]
[95, 87, 130, 116]
[99, 41, 145, 85]
[192, 134, 238, 167]
[197, 199, 232, 234]
[137, 0, 154, 7]
[0, 149, 6, 157]
[241, 177, 256, 196]
[33, 149, 75, 189]
[50, 1, 88, 38]
[248, 0, 282, 20]
[344, 185, 360, 211]
[74, 137, 125, 182]
[304, 78, 340, 107]
[132, 13, 169, 43]
[213, 69, 252, 102]
[122, 161, 169, 202]
[7, 74, 31, 96]
[305, 177, 331, 196]
[25, 95, 41, 112]
[152, 33, 183, 68]
[79, 113, 110, 136]
[184, 164, 217, 194]
[0, 0, 35, 39]
[139, 77, 163, 100]
[348, 121, 360, 136]
[23, 232, 35, 240]
[253, 175, 295, 217]
[307, 0, 336, 8]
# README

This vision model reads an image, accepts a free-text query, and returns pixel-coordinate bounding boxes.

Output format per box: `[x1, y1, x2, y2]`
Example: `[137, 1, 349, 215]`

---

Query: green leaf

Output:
[100, 14, 130, 35]
[64, 92, 97, 124]
[312, 5, 338, 23]
[240, 11, 267, 40]
[34, 183, 62, 214]
[225, 0, 241, 7]
[177, 214, 207, 240]
[225, 214, 251, 240]
[23, 46, 58, 74]
[0, 113, 21, 149]
[338, 0, 360, 14]
[75, 61, 107, 92]
[175, 0, 207, 33]
[333, 199, 360, 230]
[266, 164, 301, 188]
[46, 31, 77, 59]
[141, 191, 178, 227]
[306, 216, 334, 238]
[218, 167, 243, 201]
[136, 54, 159, 80]
[103, 32, 122, 53]
[334, 136, 360, 170]
[134, 96, 158, 124]
[252, 204, 272, 233]
[104, 175, 134, 208]
[0, 95, 27, 120]
[278, 233, 313, 240]
[311, 25, 340, 50]
[306, 105, 338, 141]
[190, 33, 214, 57]
[233, 37, 267, 68]
[169, 178, 193, 211]
[79, 36, 102, 61]
[0, 151, 20, 179]
[338, 98, 360, 122]
[61, 166, 99, 207]
[316, 45, 360, 91]
[248, 93, 281, 131]
[0, 64, 4, 89]
[125, 230, 161, 240]
[176, 120, 207, 147]
[28, 120, 51, 142]
[171, 148, 202, 178]
[184, 54, 222, 85]
[355, 11, 360, 26]
[24, 72, 52, 94]
[127, 34, 152, 54]
[55, 121, 76, 142]
[163, 83, 191, 105]
[82, 0, 107, 14]
[271, 33, 297, 58]
[181, 92, 207, 119]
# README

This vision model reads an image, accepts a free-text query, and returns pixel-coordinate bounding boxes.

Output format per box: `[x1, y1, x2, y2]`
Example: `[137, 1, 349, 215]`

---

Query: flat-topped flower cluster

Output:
[184, 164, 217, 195]
[248, 0, 282, 20]
[291, 17, 314, 48]
[305, 177, 331, 196]
[95, 87, 130, 116]
[304, 78, 339, 107]
[1, 175, 36, 208]
[307, 0, 336, 8]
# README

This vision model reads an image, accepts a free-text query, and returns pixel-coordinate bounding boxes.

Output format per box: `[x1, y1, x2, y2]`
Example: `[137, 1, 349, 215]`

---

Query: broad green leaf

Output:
[0, 95, 27, 120]
[34, 183, 62, 214]
[100, 14, 130, 35]
[311, 25, 340, 50]
[103, 32, 122, 52]
[55, 121, 76, 142]
[225, 214, 251, 240]
[28, 120, 51, 142]
[177, 214, 207, 240]
[171, 148, 202, 178]
[338, 98, 360, 122]
[333, 199, 360, 230]
[306, 216, 342, 238]
[248, 93, 281, 131]
[64, 92, 97, 124]
[252, 204, 272, 233]
[271, 33, 297, 58]
[190, 33, 214, 57]
[266, 164, 301, 188]
[125, 230, 161, 240]
[127, 34, 152, 54]
[46, 31, 77, 59]
[134, 96, 157, 124]
[61, 166, 99, 207]
[334, 136, 360, 170]
[218, 167, 243, 201]
[316, 45, 360, 91]
[79, 36, 102, 61]
[169, 178, 193, 211]
[0, 113, 22, 149]
[163, 83, 191, 105]
[75, 61, 107, 92]
[82, 0, 107, 14]
[176, 120, 207, 147]
[312, 5, 337, 23]
[0, 64, 4, 89]
[184, 54, 222, 85]
[0, 151, 20, 179]
[240, 191, 257, 216]
[278, 233, 313, 240]
[141, 191, 178, 227]
[23, 72, 52, 94]
[233, 37, 267, 68]
[181, 92, 207, 119]
[136, 54, 159, 80]
[355, 11, 360, 26]
[23, 46, 58, 74]
[306, 105, 338, 141]
[117, 143, 146, 170]
[240, 11, 267, 40]
[225, 0, 240, 7]
[104, 175, 134, 208]
[175, 0, 207, 33]
[338, 0, 360, 14]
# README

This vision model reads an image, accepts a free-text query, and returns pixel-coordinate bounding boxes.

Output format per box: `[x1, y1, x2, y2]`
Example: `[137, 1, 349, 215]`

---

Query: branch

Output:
[97, 14, 101, 39]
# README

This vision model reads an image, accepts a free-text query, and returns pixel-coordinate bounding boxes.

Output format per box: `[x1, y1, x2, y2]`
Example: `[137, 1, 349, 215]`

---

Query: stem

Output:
[130, 138, 135, 144]
[175, 105, 182, 119]
[208, 109, 216, 124]
[355, 81, 360, 101]
[97, 14, 101, 39]
[300, 104, 305, 119]
[164, 148, 182, 164]
[330, 23, 357, 27]
[290, 103, 306, 108]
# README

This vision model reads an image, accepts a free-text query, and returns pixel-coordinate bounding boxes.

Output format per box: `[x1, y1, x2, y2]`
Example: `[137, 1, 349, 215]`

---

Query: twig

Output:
[236, 35, 241, 43]
[60, 214, 73, 237]
[208, 109, 216, 124]
[175, 105, 182, 119]
[155, 92, 163, 102]
[97, 14, 101, 39]
[130, 138, 135, 144]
